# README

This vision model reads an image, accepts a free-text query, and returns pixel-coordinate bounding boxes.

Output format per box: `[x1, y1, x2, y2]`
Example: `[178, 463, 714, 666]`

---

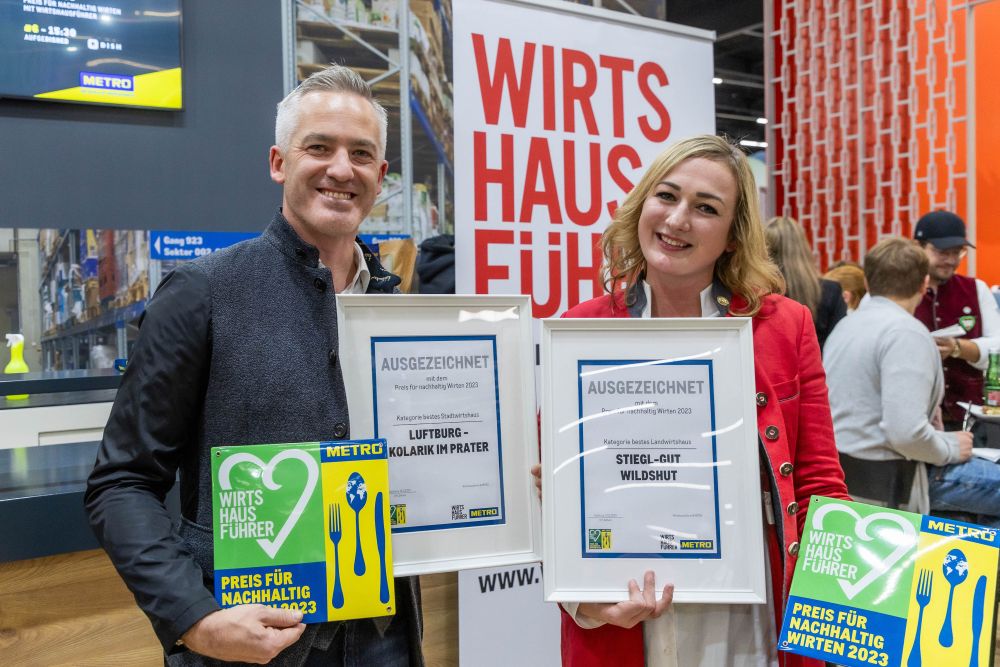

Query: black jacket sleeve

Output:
[84, 264, 220, 650]
[815, 278, 848, 349]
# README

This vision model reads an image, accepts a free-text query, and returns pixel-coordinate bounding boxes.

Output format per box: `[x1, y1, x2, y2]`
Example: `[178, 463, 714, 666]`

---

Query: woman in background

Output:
[765, 216, 846, 348]
[823, 261, 867, 313]
[560, 135, 848, 667]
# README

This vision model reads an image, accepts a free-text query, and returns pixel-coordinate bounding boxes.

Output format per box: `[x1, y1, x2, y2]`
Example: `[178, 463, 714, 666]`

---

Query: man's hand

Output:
[955, 431, 974, 463]
[934, 336, 956, 360]
[577, 571, 674, 629]
[180, 605, 306, 664]
[530, 463, 542, 500]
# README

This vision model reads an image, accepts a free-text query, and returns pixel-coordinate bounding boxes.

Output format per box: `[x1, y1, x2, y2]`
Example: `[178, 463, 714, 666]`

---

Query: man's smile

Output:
[318, 189, 355, 200]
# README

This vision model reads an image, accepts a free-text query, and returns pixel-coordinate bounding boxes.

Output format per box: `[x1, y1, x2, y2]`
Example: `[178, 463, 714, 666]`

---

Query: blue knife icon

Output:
[375, 491, 390, 604]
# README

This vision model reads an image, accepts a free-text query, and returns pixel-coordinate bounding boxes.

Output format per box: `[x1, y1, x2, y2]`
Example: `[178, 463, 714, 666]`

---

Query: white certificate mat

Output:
[371, 335, 505, 531]
[337, 295, 540, 576]
[541, 318, 766, 603]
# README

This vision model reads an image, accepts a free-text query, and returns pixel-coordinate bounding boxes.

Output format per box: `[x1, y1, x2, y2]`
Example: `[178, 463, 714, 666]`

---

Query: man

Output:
[824, 237, 1000, 526]
[912, 210, 1000, 428]
[85, 66, 423, 665]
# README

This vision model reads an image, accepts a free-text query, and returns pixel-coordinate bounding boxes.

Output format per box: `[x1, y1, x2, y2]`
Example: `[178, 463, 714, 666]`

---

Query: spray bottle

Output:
[5, 334, 29, 401]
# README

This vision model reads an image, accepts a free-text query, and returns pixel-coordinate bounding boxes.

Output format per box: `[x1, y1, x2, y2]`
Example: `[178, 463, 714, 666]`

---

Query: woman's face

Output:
[637, 157, 737, 291]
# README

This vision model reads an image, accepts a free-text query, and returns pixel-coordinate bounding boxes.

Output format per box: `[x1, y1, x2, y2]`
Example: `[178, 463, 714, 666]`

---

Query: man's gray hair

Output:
[275, 64, 388, 157]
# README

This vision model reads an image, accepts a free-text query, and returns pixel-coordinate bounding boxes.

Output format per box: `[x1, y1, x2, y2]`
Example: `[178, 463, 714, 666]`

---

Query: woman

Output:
[764, 216, 847, 348]
[823, 261, 867, 312]
[560, 135, 849, 666]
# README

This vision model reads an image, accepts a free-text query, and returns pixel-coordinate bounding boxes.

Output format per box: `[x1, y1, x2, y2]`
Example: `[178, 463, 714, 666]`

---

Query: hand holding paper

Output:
[180, 605, 305, 664]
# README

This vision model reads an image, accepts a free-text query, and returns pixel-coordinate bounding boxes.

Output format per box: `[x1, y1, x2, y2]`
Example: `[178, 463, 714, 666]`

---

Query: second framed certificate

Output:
[541, 317, 766, 603]
[337, 294, 540, 576]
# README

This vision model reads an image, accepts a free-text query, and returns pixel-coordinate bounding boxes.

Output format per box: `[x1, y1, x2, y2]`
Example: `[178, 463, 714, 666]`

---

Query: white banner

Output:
[458, 563, 560, 666]
[454, 0, 715, 317]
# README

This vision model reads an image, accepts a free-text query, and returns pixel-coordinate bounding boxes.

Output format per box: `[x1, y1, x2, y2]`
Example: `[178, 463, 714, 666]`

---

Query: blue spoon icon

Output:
[346, 472, 367, 576]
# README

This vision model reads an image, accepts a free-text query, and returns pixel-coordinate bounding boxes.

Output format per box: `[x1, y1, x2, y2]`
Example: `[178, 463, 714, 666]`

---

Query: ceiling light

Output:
[712, 77, 723, 85]
[756, 117, 768, 125]
[740, 140, 768, 148]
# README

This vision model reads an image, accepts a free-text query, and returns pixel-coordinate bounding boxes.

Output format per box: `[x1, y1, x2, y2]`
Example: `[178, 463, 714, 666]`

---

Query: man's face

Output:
[922, 243, 966, 285]
[269, 91, 387, 244]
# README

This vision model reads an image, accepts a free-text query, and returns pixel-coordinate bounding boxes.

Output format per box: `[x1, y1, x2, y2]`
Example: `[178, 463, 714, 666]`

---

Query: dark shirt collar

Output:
[263, 209, 400, 294]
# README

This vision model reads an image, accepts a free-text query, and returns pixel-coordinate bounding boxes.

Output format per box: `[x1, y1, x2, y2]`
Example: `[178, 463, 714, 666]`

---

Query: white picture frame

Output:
[541, 317, 766, 604]
[336, 294, 541, 576]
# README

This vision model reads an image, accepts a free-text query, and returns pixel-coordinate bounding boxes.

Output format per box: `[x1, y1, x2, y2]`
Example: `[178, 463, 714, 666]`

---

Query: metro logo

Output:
[469, 507, 499, 518]
[680, 540, 714, 550]
[79, 72, 133, 91]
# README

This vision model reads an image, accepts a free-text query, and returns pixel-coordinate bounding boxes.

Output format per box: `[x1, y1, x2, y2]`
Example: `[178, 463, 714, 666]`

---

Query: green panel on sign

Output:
[212, 444, 325, 570]
[795, 497, 921, 616]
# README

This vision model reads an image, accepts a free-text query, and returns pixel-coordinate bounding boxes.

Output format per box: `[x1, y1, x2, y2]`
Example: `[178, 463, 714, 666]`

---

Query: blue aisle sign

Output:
[359, 234, 410, 252]
[150, 231, 259, 260]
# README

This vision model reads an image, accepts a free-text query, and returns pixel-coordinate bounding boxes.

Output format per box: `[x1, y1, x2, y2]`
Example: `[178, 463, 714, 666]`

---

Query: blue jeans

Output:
[928, 458, 1000, 528]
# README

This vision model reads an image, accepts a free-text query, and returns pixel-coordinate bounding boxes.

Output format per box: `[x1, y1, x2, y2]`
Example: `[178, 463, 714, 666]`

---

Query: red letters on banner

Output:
[473, 133, 639, 225]
[475, 229, 604, 318]
[469, 34, 671, 314]
[471, 33, 669, 138]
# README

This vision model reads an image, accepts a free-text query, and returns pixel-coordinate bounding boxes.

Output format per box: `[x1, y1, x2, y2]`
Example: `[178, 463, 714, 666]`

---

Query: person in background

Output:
[823, 238, 1000, 525]
[823, 261, 866, 313]
[85, 66, 423, 666]
[765, 216, 847, 348]
[559, 135, 849, 667]
[912, 210, 1000, 428]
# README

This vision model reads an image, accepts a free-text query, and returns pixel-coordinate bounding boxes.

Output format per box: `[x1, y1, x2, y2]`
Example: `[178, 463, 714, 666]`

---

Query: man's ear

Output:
[376, 159, 388, 194]
[269, 146, 286, 185]
[921, 274, 930, 292]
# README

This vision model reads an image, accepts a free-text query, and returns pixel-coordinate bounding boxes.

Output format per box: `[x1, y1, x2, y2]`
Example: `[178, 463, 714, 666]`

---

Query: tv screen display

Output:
[1, 0, 182, 110]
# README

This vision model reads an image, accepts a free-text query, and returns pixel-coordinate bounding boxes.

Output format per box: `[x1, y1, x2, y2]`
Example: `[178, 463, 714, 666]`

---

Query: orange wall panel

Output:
[975, 1, 1000, 287]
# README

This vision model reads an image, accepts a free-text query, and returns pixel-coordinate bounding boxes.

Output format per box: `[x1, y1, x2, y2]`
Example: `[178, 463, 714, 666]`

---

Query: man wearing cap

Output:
[913, 210, 1000, 429]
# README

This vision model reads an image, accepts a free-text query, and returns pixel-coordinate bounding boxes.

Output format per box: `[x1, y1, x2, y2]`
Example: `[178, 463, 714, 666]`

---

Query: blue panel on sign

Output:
[150, 231, 259, 260]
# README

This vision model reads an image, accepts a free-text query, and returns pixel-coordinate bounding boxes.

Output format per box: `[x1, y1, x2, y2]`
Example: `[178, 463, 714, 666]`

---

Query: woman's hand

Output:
[578, 571, 674, 629]
[530, 463, 542, 500]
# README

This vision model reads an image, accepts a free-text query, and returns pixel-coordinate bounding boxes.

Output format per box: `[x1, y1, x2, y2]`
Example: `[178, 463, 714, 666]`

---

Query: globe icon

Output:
[347, 472, 367, 507]
[943, 548, 969, 579]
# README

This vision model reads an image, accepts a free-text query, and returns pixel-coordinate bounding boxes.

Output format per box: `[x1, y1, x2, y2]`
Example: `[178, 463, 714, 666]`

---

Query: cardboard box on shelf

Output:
[98, 255, 119, 302]
[84, 278, 100, 316]
[371, 0, 398, 27]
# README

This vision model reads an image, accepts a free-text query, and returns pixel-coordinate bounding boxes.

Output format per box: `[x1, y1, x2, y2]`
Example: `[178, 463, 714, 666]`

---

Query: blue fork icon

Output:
[907, 569, 933, 667]
[328, 503, 344, 609]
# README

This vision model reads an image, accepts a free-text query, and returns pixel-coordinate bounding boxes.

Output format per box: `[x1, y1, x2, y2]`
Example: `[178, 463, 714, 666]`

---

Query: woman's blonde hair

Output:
[600, 135, 783, 316]
[764, 216, 821, 317]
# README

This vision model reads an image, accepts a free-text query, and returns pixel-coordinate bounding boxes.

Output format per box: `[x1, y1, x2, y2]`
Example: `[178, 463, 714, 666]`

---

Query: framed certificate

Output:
[541, 317, 766, 603]
[337, 295, 541, 576]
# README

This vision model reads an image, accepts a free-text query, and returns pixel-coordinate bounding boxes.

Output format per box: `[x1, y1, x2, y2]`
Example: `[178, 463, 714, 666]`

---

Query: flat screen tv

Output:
[1, 0, 182, 110]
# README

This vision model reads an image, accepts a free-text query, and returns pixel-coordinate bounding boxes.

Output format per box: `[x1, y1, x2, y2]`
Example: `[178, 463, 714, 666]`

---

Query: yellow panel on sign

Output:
[35, 68, 182, 109]
[900, 531, 997, 667]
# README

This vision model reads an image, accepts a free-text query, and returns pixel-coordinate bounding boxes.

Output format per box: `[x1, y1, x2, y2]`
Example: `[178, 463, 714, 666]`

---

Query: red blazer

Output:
[559, 290, 850, 667]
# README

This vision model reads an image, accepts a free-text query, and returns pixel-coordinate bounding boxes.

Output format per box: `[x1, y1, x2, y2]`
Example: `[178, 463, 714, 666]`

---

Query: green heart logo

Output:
[810, 502, 917, 600]
[217, 449, 319, 559]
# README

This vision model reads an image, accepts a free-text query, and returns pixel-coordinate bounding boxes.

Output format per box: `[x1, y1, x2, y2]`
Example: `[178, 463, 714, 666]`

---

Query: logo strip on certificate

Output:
[371, 335, 506, 533]
[577, 359, 722, 559]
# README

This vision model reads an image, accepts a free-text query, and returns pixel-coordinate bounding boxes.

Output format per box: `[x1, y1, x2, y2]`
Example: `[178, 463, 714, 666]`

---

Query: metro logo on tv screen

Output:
[0, 0, 182, 110]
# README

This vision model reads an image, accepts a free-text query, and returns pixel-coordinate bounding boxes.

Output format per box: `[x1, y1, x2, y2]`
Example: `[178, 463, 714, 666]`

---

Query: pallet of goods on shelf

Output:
[298, 0, 399, 31]
[362, 174, 437, 239]
[98, 229, 118, 303]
